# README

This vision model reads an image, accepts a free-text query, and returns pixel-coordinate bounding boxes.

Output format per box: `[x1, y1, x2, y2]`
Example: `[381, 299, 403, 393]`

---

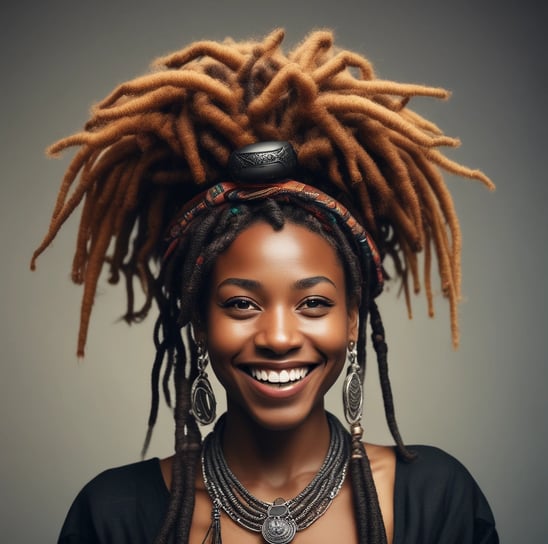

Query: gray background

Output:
[1, 1, 546, 541]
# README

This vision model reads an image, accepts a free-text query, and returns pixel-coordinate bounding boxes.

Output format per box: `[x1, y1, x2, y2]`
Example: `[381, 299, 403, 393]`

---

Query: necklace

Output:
[201, 412, 350, 544]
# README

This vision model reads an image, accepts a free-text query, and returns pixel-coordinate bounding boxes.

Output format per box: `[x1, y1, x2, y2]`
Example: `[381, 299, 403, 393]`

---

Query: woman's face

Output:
[204, 220, 358, 431]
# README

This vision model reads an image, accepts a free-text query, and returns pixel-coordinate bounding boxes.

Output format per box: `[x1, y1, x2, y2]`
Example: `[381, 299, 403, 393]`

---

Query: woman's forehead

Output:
[210, 221, 345, 284]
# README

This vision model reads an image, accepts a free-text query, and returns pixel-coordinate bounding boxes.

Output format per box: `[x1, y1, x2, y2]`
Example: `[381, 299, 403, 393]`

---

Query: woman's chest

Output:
[189, 484, 359, 544]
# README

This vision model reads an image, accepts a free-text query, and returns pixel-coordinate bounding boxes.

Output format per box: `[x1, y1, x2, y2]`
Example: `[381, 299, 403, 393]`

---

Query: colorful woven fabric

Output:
[165, 181, 384, 296]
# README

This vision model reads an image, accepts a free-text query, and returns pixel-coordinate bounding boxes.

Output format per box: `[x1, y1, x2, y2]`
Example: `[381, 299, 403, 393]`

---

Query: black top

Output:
[58, 446, 498, 543]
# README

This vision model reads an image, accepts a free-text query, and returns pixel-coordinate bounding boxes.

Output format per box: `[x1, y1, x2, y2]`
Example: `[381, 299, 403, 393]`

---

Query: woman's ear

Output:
[347, 304, 359, 342]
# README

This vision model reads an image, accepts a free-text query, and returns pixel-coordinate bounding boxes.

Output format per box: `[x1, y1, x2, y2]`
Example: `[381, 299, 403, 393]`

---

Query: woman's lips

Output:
[248, 366, 310, 385]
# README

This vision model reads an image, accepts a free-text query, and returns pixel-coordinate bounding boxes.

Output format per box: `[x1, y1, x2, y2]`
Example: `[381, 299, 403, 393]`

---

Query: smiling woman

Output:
[205, 221, 355, 432]
[32, 29, 498, 544]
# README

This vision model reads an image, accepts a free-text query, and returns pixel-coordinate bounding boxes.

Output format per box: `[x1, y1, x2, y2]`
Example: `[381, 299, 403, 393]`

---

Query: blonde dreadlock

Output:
[31, 28, 493, 354]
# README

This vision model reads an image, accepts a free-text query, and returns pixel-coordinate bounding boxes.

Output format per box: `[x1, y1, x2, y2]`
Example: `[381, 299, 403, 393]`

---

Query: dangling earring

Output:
[190, 343, 217, 425]
[342, 341, 364, 457]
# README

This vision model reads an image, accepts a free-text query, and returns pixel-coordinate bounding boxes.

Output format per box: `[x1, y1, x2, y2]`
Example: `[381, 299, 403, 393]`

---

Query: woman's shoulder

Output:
[58, 458, 169, 544]
[400, 443, 464, 467]
[84, 458, 163, 492]
[70, 457, 169, 508]
[395, 444, 482, 491]
[392, 445, 498, 544]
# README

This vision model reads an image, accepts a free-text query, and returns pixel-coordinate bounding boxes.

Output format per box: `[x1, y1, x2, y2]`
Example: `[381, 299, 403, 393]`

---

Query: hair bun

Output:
[227, 141, 297, 183]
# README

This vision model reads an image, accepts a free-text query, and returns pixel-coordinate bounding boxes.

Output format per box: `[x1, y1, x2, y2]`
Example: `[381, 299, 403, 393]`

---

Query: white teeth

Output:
[250, 367, 309, 384]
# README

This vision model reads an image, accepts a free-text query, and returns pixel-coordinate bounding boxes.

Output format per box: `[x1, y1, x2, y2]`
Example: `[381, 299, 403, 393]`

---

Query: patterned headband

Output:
[165, 179, 384, 297]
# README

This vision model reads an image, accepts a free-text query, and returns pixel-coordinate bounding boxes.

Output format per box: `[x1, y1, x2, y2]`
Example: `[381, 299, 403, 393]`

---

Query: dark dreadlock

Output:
[31, 28, 493, 544]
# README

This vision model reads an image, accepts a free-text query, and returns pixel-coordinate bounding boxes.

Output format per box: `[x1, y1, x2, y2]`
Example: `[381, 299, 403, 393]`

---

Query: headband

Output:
[165, 143, 384, 296]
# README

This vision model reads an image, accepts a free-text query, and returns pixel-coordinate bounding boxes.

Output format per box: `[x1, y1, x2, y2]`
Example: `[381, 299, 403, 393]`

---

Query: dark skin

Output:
[162, 222, 397, 543]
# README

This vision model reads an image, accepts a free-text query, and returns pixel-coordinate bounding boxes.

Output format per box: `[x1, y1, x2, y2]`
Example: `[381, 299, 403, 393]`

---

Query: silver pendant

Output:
[342, 369, 363, 425]
[261, 498, 297, 544]
[190, 374, 216, 425]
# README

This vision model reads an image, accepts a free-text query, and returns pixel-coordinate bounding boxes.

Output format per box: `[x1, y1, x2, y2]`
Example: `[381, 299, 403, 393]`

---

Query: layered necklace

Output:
[201, 412, 350, 544]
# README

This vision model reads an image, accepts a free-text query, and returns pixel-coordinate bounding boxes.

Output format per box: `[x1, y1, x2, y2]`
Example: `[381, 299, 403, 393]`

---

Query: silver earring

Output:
[190, 343, 217, 425]
[342, 341, 365, 458]
[342, 341, 363, 426]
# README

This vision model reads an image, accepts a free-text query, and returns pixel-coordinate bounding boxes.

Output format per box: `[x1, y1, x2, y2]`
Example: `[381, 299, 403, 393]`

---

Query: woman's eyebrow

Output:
[217, 276, 336, 290]
[217, 278, 261, 290]
[293, 276, 336, 289]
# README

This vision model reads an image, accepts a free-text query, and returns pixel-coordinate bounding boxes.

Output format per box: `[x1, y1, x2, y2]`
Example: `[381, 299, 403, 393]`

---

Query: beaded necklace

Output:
[201, 413, 350, 544]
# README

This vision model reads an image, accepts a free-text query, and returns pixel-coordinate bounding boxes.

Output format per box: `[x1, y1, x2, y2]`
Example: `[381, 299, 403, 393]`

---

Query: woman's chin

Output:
[227, 397, 326, 434]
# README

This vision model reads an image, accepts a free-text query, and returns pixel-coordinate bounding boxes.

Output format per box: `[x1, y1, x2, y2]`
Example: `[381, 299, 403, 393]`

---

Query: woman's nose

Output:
[253, 306, 303, 356]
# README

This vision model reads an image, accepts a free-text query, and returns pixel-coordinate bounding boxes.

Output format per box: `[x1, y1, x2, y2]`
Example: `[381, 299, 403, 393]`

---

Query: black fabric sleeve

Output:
[57, 458, 169, 544]
[393, 445, 498, 544]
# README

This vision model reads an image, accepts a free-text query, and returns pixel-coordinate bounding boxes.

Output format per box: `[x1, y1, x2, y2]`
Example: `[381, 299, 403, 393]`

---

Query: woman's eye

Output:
[298, 297, 333, 315]
[303, 298, 324, 308]
[233, 300, 253, 310]
[222, 298, 258, 312]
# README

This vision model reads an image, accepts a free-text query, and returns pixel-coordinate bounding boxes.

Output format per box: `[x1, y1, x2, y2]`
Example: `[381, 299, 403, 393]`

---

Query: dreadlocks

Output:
[31, 28, 493, 355]
[32, 28, 493, 544]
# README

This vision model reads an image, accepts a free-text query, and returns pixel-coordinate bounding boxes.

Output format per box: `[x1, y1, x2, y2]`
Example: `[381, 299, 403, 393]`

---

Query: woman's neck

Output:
[220, 404, 332, 496]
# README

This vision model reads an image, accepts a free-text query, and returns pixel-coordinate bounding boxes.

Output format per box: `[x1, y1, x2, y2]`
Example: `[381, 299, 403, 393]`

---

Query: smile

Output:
[248, 366, 310, 384]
